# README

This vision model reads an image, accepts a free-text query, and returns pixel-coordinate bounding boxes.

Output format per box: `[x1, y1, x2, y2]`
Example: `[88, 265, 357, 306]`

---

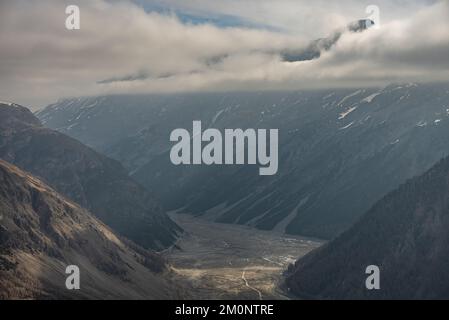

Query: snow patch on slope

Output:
[362, 92, 381, 103]
[339, 107, 357, 120]
[0, 101, 14, 106]
[339, 122, 354, 130]
[337, 90, 363, 106]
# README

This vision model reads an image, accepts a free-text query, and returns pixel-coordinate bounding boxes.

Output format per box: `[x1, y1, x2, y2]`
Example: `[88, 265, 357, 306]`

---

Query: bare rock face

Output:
[0, 159, 183, 299]
[286, 156, 449, 300]
[0, 102, 181, 250]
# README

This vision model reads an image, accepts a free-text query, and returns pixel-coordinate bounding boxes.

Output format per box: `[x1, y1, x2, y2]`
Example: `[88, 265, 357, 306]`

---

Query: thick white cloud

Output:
[0, 0, 447, 109]
[149, 0, 435, 36]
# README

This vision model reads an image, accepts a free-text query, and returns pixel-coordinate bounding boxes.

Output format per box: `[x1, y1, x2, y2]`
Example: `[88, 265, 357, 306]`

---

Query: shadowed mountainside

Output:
[286, 155, 449, 299]
[37, 84, 449, 239]
[0, 159, 183, 299]
[0, 102, 181, 250]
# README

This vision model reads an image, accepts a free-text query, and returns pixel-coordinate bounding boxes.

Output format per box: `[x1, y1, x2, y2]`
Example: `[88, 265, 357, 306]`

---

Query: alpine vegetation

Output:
[170, 121, 279, 176]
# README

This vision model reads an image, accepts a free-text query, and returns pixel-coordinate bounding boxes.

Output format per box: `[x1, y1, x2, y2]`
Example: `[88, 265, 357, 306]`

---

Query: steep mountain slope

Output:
[0, 102, 181, 250]
[37, 83, 449, 239]
[285, 155, 449, 300]
[0, 160, 181, 299]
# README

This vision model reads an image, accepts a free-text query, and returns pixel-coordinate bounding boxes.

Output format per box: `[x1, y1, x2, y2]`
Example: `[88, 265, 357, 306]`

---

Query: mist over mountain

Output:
[2, 0, 449, 303]
[281, 19, 375, 62]
[0, 160, 181, 299]
[37, 83, 449, 239]
[286, 154, 449, 300]
[0, 102, 181, 250]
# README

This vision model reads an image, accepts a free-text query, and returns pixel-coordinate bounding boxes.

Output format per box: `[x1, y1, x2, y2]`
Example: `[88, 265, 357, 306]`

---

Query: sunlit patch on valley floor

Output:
[165, 213, 323, 300]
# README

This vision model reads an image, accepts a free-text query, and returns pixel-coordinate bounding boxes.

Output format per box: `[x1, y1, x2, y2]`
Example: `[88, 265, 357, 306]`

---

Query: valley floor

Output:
[165, 213, 323, 300]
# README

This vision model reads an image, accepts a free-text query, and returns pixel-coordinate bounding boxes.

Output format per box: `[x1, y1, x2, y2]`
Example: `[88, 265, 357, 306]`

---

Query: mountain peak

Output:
[347, 19, 376, 32]
[0, 101, 42, 129]
[282, 18, 375, 62]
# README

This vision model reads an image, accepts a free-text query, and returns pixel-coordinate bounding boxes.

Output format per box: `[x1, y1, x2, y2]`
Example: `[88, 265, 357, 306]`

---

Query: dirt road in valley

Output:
[165, 213, 323, 300]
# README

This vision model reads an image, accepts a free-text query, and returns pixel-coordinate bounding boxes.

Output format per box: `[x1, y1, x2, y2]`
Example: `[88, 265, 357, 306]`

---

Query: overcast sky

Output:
[0, 0, 448, 109]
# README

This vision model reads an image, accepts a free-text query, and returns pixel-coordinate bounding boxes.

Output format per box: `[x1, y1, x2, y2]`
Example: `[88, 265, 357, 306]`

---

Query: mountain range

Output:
[37, 83, 449, 240]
